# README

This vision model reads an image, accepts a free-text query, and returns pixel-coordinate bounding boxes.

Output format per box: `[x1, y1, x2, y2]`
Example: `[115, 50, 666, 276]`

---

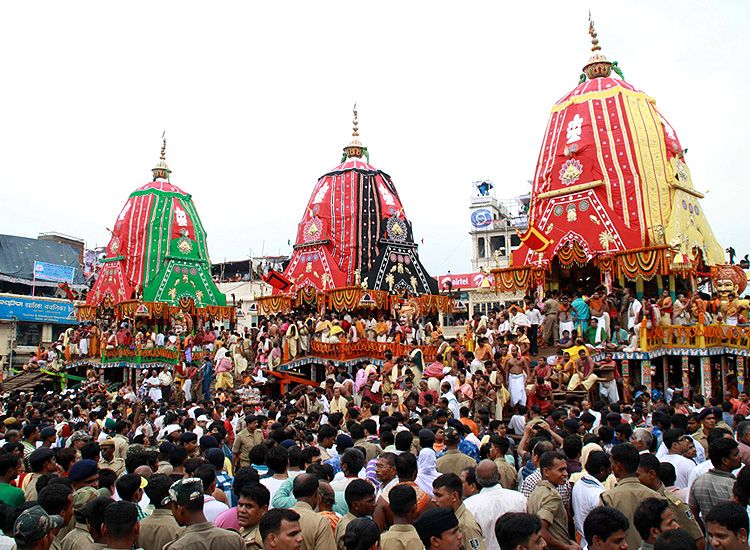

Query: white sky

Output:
[1, 1, 747, 275]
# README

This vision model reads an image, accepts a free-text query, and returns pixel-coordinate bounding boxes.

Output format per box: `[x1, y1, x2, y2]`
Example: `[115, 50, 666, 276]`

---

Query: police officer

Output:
[637, 453, 705, 550]
[164, 478, 245, 550]
[600, 444, 662, 550]
[432, 473, 485, 550]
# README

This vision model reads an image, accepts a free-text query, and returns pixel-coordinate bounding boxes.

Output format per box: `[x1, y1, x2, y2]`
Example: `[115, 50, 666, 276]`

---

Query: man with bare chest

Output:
[567, 349, 598, 394]
[506, 346, 529, 408]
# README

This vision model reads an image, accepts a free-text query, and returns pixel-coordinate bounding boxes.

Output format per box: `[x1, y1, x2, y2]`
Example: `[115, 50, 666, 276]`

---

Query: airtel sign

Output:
[436, 272, 492, 290]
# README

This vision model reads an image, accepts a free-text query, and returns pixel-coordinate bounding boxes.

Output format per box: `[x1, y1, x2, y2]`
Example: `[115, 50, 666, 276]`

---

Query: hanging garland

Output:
[257, 295, 293, 315]
[557, 241, 589, 268]
[296, 286, 319, 307]
[417, 294, 452, 314]
[492, 266, 546, 292]
[75, 305, 98, 321]
[614, 246, 669, 281]
[327, 287, 365, 311]
[178, 297, 196, 313]
[199, 305, 236, 321]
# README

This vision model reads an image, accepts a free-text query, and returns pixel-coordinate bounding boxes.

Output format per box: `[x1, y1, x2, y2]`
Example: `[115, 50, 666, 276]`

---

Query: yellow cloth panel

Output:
[664, 159, 725, 266]
[621, 93, 672, 244]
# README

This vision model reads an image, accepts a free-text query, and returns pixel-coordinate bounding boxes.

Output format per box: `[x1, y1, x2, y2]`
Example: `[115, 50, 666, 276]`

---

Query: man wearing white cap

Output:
[194, 416, 210, 439]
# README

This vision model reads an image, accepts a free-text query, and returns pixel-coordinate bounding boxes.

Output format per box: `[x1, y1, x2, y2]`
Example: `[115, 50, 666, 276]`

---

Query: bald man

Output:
[464, 460, 527, 550]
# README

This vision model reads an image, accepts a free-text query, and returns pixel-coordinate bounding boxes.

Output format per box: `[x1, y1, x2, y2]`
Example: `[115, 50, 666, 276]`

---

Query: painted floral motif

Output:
[303, 218, 323, 242]
[386, 217, 407, 241]
[559, 159, 583, 186]
[566, 204, 577, 222]
[110, 236, 120, 254]
[177, 238, 193, 254]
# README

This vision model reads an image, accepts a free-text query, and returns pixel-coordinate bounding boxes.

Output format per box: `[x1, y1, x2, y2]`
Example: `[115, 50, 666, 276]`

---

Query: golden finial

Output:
[352, 103, 359, 139]
[588, 11, 601, 52]
[583, 12, 612, 80]
[343, 103, 366, 160]
[152, 131, 172, 181]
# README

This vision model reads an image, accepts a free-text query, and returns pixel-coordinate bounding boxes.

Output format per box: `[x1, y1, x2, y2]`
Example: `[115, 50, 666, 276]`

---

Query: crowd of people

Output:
[30, 280, 749, 377]
[3, 314, 750, 550]
[7, 280, 750, 550]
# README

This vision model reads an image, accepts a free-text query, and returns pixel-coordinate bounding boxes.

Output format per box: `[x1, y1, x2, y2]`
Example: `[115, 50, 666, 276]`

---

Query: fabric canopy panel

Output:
[282, 155, 437, 295]
[284, 244, 348, 291]
[513, 75, 723, 269]
[87, 173, 225, 307]
[87, 259, 132, 306]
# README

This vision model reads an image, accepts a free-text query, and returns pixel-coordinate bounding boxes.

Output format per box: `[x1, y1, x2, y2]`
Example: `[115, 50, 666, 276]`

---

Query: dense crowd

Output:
[4, 330, 750, 550]
[6, 281, 750, 550]
[32, 281, 749, 377]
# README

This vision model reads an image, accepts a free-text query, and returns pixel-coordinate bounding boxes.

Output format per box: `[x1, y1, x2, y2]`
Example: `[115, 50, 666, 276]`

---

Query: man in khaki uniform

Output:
[232, 415, 264, 470]
[138, 475, 184, 550]
[351, 423, 381, 463]
[527, 451, 576, 550]
[542, 291, 561, 346]
[290, 474, 336, 550]
[600, 444, 662, 550]
[112, 421, 131, 461]
[489, 435, 517, 490]
[636, 453, 705, 549]
[237, 483, 270, 550]
[436, 428, 476, 476]
[380, 485, 423, 550]
[61, 487, 97, 550]
[98, 439, 125, 477]
[432, 473, 485, 550]
[165, 478, 245, 550]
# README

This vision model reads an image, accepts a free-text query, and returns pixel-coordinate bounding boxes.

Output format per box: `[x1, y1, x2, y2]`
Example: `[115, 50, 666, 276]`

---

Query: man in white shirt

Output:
[464, 460, 527, 550]
[509, 411, 527, 436]
[581, 401, 601, 429]
[261, 445, 291, 507]
[572, 450, 611, 548]
[440, 382, 461, 420]
[655, 434, 706, 464]
[659, 428, 697, 489]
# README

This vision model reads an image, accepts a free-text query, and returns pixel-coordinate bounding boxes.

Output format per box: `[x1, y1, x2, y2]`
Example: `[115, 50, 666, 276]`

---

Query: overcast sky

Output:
[1, 1, 747, 276]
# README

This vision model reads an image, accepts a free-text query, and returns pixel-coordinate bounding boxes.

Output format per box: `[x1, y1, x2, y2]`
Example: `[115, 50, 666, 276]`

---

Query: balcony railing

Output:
[643, 324, 750, 351]
[309, 341, 438, 363]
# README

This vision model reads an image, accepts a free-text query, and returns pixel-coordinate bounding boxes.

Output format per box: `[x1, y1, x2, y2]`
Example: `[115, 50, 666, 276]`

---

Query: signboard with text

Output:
[436, 272, 493, 290]
[0, 295, 77, 325]
[33, 261, 76, 283]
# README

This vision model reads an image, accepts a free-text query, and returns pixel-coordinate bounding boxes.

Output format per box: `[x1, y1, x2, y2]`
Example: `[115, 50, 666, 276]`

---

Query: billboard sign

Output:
[436, 272, 493, 290]
[0, 295, 77, 325]
[33, 261, 76, 283]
